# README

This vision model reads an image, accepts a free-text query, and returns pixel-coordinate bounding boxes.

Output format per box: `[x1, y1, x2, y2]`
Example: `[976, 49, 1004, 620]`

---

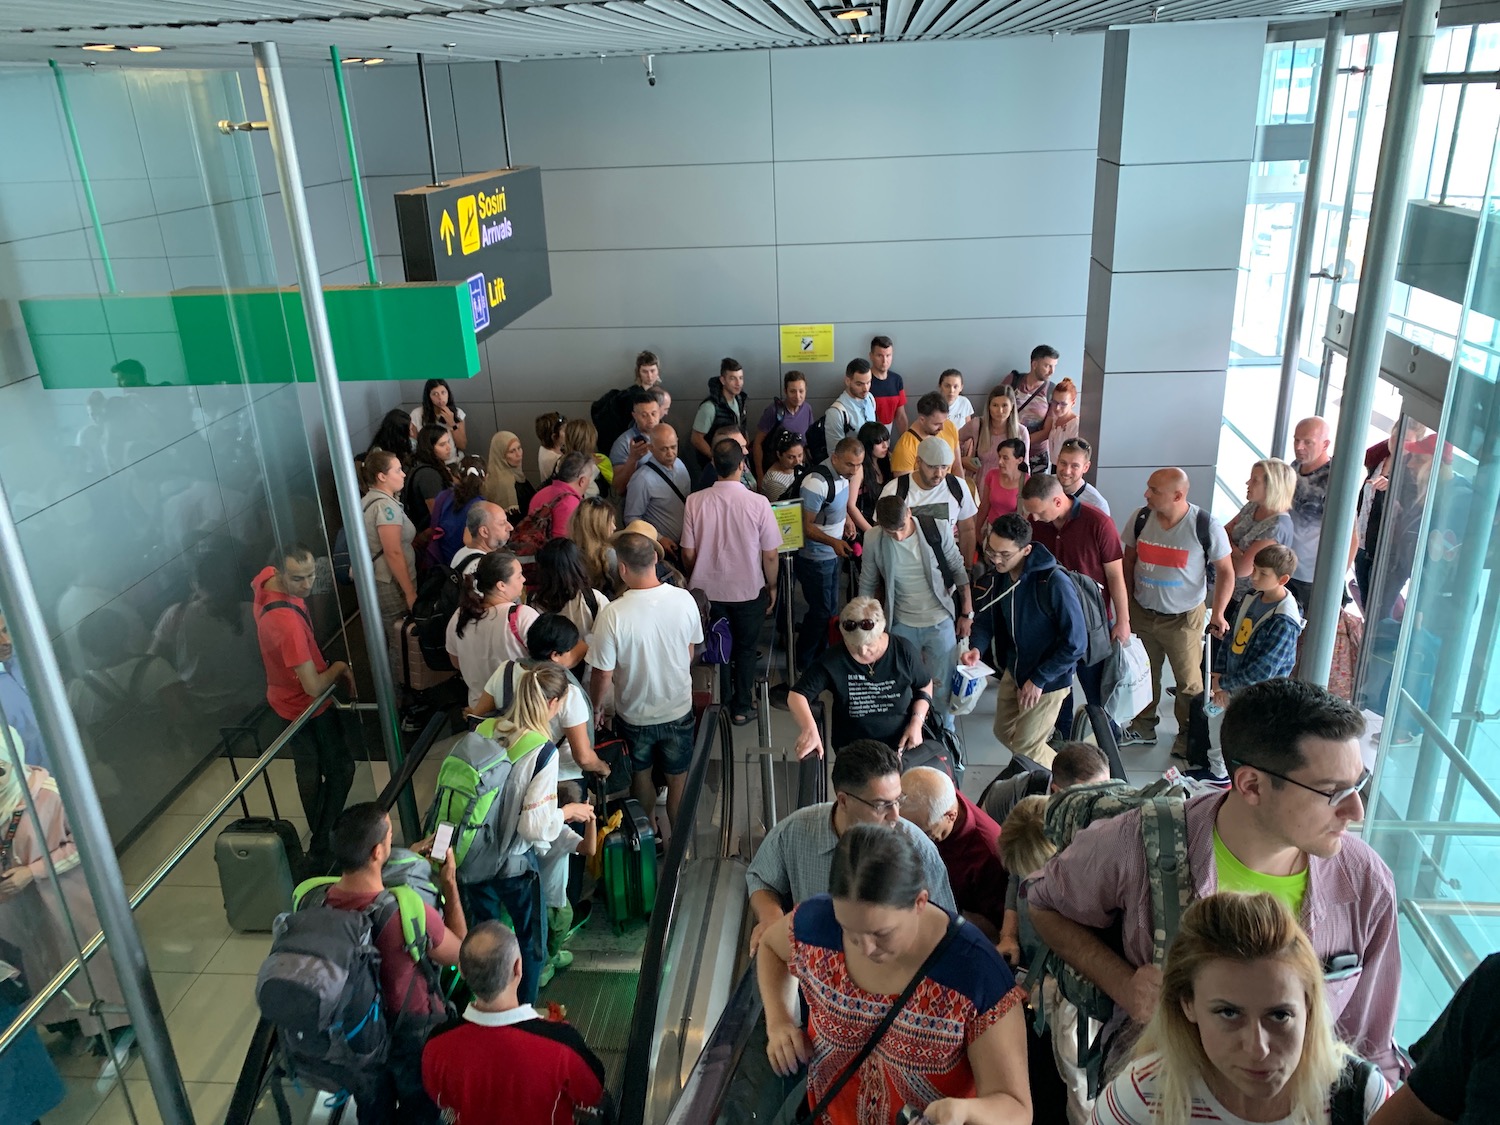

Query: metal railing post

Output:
[0, 485, 194, 1124]
[1299, 0, 1438, 685]
[1272, 13, 1344, 460]
[252, 41, 416, 839]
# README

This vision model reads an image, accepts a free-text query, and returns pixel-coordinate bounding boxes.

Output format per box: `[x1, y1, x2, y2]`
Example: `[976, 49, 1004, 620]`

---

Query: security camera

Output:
[644, 54, 656, 86]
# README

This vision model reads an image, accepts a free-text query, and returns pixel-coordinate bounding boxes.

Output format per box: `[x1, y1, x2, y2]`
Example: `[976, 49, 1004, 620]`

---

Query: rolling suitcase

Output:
[391, 615, 456, 692]
[601, 795, 658, 928]
[215, 727, 305, 933]
[1069, 702, 1127, 780]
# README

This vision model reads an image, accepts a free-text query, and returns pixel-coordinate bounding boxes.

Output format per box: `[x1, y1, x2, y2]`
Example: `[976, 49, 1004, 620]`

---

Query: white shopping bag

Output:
[949, 652, 995, 717]
[1105, 636, 1152, 727]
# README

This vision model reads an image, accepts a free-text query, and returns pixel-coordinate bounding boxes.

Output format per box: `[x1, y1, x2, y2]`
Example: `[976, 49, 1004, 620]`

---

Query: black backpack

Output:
[894, 472, 965, 510]
[806, 403, 853, 465]
[1131, 506, 1217, 594]
[1041, 566, 1112, 667]
[410, 552, 483, 672]
[779, 462, 837, 503]
[403, 464, 445, 533]
[590, 387, 632, 455]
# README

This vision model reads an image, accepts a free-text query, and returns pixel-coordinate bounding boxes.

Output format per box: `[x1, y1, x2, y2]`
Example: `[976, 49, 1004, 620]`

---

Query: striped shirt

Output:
[1093, 1052, 1388, 1125]
[1024, 793, 1404, 1081]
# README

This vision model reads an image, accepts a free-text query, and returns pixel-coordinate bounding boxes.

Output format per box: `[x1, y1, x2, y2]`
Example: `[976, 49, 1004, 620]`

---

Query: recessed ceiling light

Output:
[128, 45, 163, 53]
[362, 57, 386, 65]
[82, 43, 118, 51]
[849, 32, 870, 40]
[835, 6, 871, 17]
[341, 56, 365, 63]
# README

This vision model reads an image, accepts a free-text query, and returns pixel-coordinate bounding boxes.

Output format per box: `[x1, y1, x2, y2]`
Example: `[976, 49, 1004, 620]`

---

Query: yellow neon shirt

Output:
[1213, 827, 1308, 920]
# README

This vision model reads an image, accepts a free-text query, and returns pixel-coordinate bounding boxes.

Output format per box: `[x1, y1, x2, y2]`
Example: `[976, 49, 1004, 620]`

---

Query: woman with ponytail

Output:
[470, 662, 595, 1002]
[444, 550, 537, 708]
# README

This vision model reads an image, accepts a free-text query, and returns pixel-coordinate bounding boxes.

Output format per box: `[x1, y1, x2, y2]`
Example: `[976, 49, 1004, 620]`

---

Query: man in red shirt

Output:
[323, 803, 466, 1125]
[253, 543, 356, 870]
[423, 921, 609, 1125]
[1021, 475, 1132, 741]
[899, 766, 1007, 941]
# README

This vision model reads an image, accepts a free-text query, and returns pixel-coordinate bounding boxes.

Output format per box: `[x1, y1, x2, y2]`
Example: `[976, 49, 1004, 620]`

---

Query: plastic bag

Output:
[948, 648, 995, 717]
[1104, 636, 1152, 727]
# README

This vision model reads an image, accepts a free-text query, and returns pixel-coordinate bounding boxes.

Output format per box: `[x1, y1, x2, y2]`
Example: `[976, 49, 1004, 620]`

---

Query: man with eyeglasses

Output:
[1025, 678, 1403, 1084]
[744, 738, 955, 956]
[963, 513, 1087, 769]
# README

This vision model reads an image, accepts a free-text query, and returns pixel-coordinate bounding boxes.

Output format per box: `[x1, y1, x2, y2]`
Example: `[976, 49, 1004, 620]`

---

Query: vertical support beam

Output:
[49, 60, 117, 295]
[495, 61, 513, 169]
[329, 46, 379, 286]
[1300, 0, 1438, 685]
[0, 487, 194, 1124]
[1272, 14, 1344, 461]
[416, 52, 441, 185]
[253, 42, 416, 840]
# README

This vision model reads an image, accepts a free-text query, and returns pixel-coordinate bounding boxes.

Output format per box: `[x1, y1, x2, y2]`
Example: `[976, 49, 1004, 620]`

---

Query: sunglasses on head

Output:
[840, 619, 878, 632]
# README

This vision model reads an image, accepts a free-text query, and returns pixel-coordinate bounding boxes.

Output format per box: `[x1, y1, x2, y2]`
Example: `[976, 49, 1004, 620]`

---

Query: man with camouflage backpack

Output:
[1024, 679, 1403, 1092]
[257, 802, 466, 1125]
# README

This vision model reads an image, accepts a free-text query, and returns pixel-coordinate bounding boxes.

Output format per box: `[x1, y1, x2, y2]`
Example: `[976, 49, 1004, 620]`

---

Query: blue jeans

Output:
[617, 711, 696, 776]
[889, 619, 957, 728]
[794, 553, 840, 667]
[461, 859, 547, 1003]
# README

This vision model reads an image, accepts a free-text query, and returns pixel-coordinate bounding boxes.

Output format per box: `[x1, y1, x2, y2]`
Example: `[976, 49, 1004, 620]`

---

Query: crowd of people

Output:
[1, 341, 1492, 1125]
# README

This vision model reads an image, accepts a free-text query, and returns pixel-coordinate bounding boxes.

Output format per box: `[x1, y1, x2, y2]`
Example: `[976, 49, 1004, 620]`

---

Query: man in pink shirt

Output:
[681, 438, 781, 726]
[1025, 678, 1403, 1086]
[526, 450, 591, 539]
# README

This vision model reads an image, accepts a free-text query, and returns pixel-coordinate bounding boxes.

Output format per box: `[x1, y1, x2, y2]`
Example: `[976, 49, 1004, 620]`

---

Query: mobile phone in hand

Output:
[430, 822, 456, 863]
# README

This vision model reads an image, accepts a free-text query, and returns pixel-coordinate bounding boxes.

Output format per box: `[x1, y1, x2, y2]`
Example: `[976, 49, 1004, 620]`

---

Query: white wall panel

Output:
[770, 37, 1105, 162]
[774, 151, 1095, 246]
[1108, 160, 1252, 274]
[542, 164, 777, 251]
[1095, 368, 1228, 468]
[1098, 268, 1239, 374]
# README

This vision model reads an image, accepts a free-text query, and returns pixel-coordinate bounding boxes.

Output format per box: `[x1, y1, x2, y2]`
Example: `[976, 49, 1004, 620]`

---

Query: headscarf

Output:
[0, 726, 22, 813]
[483, 431, 527, 511]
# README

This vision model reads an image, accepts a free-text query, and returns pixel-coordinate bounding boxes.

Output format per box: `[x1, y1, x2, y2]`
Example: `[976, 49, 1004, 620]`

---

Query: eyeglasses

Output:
[840, 618, 879, 632]
[843, 790, 906, 815]
[983, 546, 1025, 565]
[1228, 761, 1371, 806]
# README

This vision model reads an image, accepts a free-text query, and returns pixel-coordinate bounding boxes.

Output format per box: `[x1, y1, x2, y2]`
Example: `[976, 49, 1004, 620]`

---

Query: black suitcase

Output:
[1069, 702, 1128, 780]
[215, 727, 306, 933]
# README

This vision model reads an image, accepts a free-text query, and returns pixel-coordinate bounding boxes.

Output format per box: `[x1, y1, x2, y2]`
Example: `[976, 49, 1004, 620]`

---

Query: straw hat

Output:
[617, 519, 666, 559]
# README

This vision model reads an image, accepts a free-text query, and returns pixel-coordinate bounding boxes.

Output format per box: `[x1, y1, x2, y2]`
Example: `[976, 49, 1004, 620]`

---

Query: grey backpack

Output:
[1028, 777, 1194, 1097]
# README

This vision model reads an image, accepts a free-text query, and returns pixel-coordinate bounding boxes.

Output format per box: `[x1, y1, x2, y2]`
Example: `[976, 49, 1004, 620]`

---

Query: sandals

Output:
[732, 710, 755, 726]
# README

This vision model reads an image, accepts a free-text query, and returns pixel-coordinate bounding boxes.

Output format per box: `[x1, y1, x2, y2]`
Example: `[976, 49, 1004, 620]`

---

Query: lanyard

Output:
[0, 809, 23, 872]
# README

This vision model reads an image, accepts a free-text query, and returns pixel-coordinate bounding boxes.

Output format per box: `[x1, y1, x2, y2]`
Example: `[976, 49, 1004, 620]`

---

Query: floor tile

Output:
[42, 1076, 113, 1125]
[118, 814, 224, 890]
[162, 973, 261, 1085]
[202, 932, 275, 975]
[86, 1078, 236, 1125]
[132, 885, 232, 976]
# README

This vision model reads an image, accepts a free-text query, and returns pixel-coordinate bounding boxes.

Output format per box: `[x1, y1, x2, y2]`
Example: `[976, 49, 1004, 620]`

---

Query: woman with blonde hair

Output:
[482, 430, 534, 518]
[559, 417, 610, 497]
[1094, 891, 1387, 1125]
[569, 496, 618, 591]
[463, 662, 594, 1002]
[1226, 458, 1296, 605]
[963, 385, 1029, 480]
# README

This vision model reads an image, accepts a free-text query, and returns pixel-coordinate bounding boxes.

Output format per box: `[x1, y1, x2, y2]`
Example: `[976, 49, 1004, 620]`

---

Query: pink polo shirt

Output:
[528, 478, 583, 540]
[1022, 791, 1404, 1081]
[681, 480, 782, 603]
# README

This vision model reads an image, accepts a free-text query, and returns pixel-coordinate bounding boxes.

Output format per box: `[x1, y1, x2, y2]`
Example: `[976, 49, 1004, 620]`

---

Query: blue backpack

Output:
[701, 617, 732, 665]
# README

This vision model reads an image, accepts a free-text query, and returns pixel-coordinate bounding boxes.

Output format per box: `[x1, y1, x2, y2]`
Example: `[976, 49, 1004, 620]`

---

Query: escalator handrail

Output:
[225, 706, 452, 1125]
[615, 701, 731, 1125]
[661, 965, 764, 1125]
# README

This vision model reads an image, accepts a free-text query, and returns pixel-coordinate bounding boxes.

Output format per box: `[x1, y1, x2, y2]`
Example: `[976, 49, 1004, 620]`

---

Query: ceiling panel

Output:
[0, 0, 1353, 63]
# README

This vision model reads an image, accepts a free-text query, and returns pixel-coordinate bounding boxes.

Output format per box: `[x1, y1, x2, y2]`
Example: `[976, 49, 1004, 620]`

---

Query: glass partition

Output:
[0, 57, 373, 1122]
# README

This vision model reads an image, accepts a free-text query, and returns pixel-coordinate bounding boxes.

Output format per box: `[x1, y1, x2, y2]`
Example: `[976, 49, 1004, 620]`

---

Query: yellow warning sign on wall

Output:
[780, 324, 835, 365]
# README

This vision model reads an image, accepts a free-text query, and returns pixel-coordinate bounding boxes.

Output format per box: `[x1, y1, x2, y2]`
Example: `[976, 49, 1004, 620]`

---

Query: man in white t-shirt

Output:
[450, 501, 511, 575]
[880, 436, 980, 563]
[589, 532, 703, 829]
[1120, 467, 1235, 756]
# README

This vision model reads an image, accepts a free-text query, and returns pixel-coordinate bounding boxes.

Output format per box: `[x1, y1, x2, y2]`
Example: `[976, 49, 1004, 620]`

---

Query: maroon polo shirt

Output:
[935, 791, 1008, 932]
[1028, 498, 1124, 617]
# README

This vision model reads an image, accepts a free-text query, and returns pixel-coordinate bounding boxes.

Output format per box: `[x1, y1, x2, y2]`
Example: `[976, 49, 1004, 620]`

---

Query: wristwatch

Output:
[959, 611, 974, 620]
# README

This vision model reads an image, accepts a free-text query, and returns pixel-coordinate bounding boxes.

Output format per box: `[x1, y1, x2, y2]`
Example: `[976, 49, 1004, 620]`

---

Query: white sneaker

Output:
[94, 1027, 135, 1094]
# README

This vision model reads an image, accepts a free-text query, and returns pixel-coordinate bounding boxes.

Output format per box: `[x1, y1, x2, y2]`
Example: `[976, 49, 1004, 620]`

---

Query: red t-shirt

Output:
[252, 566, 328, 721]
[422, 1009, 607, 1124]
[1027, 500, 1124, 617]
[323, 885, 447, 1018]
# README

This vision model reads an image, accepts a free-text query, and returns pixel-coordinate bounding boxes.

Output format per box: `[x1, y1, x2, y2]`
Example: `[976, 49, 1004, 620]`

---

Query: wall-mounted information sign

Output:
[394, 166, 551, 340]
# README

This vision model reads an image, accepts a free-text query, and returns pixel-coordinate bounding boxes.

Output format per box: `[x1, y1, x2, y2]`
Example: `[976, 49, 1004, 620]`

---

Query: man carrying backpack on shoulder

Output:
[1024, 679, 1403, 1089]
[963, 514, 1086, 769]
[268, 802, 466, 1125]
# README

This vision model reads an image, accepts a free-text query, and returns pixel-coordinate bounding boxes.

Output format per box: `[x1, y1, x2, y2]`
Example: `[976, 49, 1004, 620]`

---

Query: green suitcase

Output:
[602, 796, 657, 928]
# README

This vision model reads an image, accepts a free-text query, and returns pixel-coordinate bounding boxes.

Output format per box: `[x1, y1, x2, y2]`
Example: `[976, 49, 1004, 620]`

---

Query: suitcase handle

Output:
[219, 726, 281, 821]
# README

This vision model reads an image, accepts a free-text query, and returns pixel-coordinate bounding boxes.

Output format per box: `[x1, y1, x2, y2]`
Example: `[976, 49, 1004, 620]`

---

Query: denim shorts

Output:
[616, 711, 695, 776]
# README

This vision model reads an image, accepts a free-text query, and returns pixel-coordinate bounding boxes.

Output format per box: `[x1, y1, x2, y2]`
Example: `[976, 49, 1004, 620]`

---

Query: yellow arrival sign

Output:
[771, 500, 804, 553]
[457, 195, 481, 255]
[780, 323, 834, 364]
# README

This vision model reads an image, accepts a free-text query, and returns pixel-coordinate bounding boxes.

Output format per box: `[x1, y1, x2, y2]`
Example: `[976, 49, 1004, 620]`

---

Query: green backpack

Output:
[425, 728, 555, 883]
[292, 877, 431, 965]
[1028, 777, 1194, 1097]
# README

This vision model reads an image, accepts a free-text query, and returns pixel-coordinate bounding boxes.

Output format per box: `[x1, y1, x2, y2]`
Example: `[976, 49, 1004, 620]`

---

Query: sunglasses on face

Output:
[840, 619, 879, 632]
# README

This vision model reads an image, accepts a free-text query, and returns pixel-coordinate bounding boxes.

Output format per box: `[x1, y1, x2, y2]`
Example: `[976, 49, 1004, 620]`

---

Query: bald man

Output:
[1288, 415, 1349, 612]
[900, 766, 1007, 940]
[1120, 468, 1234, 756]
[623, 421, 692, 549]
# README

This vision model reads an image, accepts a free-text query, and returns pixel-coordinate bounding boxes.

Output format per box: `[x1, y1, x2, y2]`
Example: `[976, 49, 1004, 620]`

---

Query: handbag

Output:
[795, 916, 964, 1124]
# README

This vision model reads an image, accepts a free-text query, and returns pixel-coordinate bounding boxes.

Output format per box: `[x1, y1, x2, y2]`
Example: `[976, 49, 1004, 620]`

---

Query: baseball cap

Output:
[917, 436, 955, 467]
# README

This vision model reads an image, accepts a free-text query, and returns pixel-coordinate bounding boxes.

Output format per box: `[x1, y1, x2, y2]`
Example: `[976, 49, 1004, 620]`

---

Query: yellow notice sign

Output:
[457, 195, 481, 255]
[780, 324, 834, 364]
[772, 500, 804, 553]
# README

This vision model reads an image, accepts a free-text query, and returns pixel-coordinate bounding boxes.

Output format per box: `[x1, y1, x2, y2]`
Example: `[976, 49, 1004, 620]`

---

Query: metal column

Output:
[1300, 0, 1438, 685]
[1272, 13, 1344, 461]
[252, 42, 416, 839]
[0, 486, 195, 1123]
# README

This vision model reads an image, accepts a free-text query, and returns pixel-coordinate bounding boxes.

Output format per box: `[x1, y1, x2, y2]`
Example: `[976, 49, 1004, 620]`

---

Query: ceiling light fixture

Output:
[341, 56, 364, 63]
[817, 3, 878, 21]
[362, 57, 386, 65]
[82, 43, 118, 51]
[835, 6, 871, 17]
[849, 32, 870, 41]
[128, 45, 163, 52]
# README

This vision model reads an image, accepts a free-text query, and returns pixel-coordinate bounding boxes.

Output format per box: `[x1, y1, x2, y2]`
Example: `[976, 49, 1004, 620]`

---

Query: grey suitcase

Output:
[214, 727, 305, 933]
